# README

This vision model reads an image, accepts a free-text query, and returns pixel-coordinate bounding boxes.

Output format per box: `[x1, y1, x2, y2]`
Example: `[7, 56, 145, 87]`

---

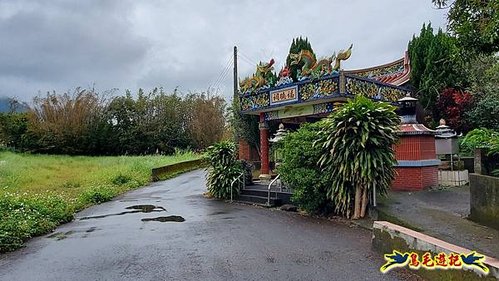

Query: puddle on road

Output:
[79, 205, 166, 220]
[126, 205, 166, 212]
[48, 230, 75, 240]
[209, 211, 229, 216]
[85, 227, 97, 233]
[141, 215, 185, 223]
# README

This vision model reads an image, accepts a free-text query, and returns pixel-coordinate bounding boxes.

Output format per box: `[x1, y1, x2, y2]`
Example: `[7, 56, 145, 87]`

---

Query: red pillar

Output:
[259, 113, 271, 180]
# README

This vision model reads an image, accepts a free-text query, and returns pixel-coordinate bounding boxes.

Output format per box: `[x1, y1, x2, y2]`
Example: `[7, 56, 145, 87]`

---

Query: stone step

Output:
[240, 189, 292, 205]
[240, 188, 268, 197]
[236, 194, 281, 207]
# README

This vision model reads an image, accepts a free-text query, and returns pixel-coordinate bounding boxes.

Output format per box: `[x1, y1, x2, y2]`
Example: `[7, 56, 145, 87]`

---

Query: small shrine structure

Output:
[238, 39, 438, 190]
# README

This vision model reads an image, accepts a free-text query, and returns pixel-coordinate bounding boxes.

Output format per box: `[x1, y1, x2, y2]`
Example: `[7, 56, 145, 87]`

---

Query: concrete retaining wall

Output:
[470, 173, 499, 230]
[438, 170, 469, 186]
[151, 159, 205, 181]
[372, 221, 499, 280]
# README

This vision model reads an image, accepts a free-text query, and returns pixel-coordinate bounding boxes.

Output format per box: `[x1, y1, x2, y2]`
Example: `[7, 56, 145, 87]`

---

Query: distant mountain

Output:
[0, 97, 29, 113]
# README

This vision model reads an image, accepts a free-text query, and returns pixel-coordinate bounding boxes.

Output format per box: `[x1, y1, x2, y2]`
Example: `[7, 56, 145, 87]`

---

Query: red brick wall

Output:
[395, 136, 421, 160]
[420, 136, 436, 160]
[392, 167, 423, 191]
[238, 139, 260, 162]
[392, 135, 438, 191]
[392, 166, 438, 191]
[394, 135, 437, 161]
[421, 166, 438, 188]
[238, 139, 250, 161]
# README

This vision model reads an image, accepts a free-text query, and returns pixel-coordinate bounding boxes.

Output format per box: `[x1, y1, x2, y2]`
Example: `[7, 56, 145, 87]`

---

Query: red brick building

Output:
[392, 124, 439, 190]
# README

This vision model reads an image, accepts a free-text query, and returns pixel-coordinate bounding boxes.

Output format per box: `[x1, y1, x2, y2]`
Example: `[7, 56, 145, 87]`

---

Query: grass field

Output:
[0, 150, 201, 252]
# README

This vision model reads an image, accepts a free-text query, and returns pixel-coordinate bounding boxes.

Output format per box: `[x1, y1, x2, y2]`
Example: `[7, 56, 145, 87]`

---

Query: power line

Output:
[238, 50, 259, 65]
[211, 65, 231, 92]
[211, 58, 233, 91]
[238, 55, 256, 67]
[208, 53, 233, 91]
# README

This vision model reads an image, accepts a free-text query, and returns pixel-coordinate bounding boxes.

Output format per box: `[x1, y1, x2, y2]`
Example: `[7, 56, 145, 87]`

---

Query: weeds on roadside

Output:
[0, 192, 73, 253]
[0, 150, 201, 253]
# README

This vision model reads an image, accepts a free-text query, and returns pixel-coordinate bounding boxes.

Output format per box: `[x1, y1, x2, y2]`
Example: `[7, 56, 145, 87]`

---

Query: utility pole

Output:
[233, 46, 238, 101]
[233, 46, 239, 145]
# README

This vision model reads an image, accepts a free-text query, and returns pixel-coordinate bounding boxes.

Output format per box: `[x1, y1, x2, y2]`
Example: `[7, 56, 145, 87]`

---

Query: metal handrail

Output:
[267, 174, 280, 206]
[230, 173, 245, 203]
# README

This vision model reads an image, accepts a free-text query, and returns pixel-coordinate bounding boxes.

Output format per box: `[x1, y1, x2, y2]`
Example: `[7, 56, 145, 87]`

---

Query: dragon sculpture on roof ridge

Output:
[289, 44, 353, 80]
[239, 59, 276, 94]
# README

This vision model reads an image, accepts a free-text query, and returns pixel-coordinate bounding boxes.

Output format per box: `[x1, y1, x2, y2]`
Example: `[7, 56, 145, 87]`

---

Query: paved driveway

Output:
[0, 170, 413, 281]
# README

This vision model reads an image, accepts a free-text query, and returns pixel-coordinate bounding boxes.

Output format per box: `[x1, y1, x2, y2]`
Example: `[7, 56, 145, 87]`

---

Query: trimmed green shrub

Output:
[278, 122, 328, 214]
[205, 141, 243, 199]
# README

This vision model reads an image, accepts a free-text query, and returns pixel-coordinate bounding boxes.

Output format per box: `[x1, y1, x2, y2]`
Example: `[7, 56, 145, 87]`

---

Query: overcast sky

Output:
[0, 0, 447, 102]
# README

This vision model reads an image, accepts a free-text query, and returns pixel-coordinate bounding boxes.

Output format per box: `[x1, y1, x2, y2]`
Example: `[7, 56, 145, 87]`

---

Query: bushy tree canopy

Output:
[408, 23, 463, 117]
[0, 88, 227, 155]
[464, 55, 499, 131]
[436, 88, 473, 133]
[433, 0, 499, 56]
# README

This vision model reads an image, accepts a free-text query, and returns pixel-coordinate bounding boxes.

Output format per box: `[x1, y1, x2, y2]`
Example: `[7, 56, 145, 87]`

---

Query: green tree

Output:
[185, 93, 227, 150]
[106, 91, 138, 154]
[433, 0, 499, 56]
[2, 87, 227, 156]
[408, 23, 464, 120]
[463, 55, 499, 131]
[0, 112, 29, 150]
[27, 88, 107, 155]
[107, 88, 193, 154]
[466, 94, 499, 131]
[317, 96, 400, 219]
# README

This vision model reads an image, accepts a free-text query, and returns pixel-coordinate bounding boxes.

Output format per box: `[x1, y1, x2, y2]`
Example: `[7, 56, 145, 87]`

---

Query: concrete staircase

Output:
[237, 181, 292, 207]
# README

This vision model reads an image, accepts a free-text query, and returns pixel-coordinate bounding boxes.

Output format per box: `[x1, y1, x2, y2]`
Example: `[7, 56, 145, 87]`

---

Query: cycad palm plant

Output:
[317, 96, 400, 219]
[205, 141, 243, 199]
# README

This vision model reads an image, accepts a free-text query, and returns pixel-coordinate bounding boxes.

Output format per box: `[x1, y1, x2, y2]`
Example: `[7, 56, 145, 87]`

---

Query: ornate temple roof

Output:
[345, 51, 411, 87]
[238, 43, 413, 118]
[398, 123, 435, 136]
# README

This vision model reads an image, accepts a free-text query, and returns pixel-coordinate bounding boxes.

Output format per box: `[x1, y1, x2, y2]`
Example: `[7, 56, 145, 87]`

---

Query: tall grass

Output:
[0, 150, 200, 252]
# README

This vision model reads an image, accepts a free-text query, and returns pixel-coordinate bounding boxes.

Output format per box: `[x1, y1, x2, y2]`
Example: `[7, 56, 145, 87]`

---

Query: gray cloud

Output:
[0, 0, 447, 101]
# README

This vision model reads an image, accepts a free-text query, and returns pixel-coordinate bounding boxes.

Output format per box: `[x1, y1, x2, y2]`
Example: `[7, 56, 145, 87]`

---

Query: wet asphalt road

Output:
[0, 170, 410, 281]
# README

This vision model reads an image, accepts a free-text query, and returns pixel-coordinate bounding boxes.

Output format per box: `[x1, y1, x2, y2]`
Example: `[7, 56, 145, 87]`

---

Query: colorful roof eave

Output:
[239, 73, 411, 115]
[344, 51, 411, 87]
[239, 52, 412, 115]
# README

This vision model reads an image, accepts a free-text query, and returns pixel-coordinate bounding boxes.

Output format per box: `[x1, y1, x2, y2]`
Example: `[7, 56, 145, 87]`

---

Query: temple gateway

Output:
[237, 41, 439, 192]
